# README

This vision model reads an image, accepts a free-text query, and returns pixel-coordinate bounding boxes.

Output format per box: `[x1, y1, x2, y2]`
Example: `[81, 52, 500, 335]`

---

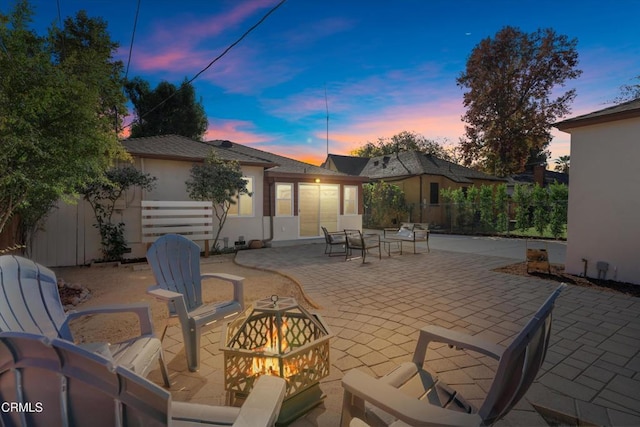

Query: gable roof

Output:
[326, 151, 505, 184]
[555, 98, 640, 131]
[325, 154, 370, 175]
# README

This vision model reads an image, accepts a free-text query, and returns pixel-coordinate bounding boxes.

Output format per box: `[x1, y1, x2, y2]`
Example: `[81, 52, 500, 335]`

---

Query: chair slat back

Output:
[147, 234, 203, 312]
[0, 255, 69, 339]
[479, 284, 565, 424]
[0, 331, 170, 427]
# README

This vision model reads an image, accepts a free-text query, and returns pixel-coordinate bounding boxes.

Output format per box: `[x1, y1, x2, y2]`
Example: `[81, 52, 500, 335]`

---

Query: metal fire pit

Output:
[221, 296, 331, 425]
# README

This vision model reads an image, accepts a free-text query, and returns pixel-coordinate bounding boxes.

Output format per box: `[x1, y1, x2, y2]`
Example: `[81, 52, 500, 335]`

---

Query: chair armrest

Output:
[66, 303, 155, 336]
[147, 286, 183, 301]
[234, 375, 287, 427]
[412, 325, 504, 366]
[201, 273, 245, 311]
[342, 369, 482, 427]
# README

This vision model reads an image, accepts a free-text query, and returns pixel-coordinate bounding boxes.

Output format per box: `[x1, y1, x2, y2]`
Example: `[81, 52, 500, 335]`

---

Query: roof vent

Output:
[373, 160, 379, 166]
[221, 140, 233, 148]
[383, 156, 390, 163]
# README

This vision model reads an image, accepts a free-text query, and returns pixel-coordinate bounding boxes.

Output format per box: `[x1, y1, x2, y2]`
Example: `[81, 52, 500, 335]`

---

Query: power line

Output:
[124, 0, 141, 81]
[125, 0, 287, 131]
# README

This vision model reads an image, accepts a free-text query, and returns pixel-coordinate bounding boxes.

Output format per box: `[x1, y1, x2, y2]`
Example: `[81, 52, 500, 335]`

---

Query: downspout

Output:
[419, 175, 423, 223]
[263, 178, 275, 244]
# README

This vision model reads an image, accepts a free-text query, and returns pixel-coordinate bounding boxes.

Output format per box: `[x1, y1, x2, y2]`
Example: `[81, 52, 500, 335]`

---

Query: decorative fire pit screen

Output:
[221, 296, 332, 425]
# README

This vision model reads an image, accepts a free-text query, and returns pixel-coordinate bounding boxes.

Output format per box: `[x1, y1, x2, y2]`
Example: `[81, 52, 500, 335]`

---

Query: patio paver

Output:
[149, 239, 640, 426]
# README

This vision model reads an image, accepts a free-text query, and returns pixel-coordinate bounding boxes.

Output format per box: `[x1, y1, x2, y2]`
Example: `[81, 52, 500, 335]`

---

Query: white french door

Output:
[298, 184, 339, 237]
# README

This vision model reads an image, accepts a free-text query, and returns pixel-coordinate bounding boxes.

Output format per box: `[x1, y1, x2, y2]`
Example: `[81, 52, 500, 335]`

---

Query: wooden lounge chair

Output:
[0, 254, 170, 387]
[322, 226, 347, 256]
[0, 331, 286, 427]
[146, 234, 244, 372]
[340, 284, 566, 426]
[345, 229, 381, 263]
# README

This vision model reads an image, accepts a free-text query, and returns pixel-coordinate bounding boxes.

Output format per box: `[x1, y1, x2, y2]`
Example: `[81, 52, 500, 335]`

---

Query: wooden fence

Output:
[141, 201, 214, 256]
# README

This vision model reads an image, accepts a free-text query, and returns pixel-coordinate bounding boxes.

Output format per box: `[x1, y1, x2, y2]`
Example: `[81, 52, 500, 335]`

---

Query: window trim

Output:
[275, 182, 294, 217]
[343, 185, 358, 216]
[227, 176, 254, 217]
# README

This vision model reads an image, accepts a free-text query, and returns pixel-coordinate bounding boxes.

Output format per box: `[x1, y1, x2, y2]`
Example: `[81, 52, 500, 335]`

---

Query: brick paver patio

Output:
[152, 241, 640, 426]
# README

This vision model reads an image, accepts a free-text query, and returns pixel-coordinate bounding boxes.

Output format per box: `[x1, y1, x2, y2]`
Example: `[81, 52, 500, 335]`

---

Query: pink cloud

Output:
[205, 119, 273, 144]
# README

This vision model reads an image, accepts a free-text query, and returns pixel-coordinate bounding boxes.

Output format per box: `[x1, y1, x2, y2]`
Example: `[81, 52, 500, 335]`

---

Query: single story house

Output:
[555, 98, 640, 285]
[323, 151, 507, 226]
[30, 135, 366, 266]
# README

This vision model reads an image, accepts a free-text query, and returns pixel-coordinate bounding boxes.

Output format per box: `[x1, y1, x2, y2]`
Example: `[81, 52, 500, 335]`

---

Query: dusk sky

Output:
[27, 0, 640, 166]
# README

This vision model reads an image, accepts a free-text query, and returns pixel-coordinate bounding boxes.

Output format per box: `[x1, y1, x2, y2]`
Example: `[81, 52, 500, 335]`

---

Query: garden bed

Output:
[494, 262, 640, 297]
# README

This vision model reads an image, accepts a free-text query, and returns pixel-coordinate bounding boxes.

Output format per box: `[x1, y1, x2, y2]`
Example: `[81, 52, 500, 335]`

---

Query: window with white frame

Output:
[344, 185, 358, 215]
[275, 183, 293, 216]
[228, 177, 254, 216]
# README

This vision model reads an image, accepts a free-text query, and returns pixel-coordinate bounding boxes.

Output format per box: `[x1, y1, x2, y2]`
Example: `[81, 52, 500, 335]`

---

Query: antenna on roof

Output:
[325, 84, 329, 156]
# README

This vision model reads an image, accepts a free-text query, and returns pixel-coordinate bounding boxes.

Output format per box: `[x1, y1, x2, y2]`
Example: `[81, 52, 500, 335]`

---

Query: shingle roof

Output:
[555, 98, 640, 130]
[121, 135, 271, 166]
[206, 140, 347, 176]
[121, 135, 351, 177]
[325, 154, 370, 175]
[329, 151, 505, 183]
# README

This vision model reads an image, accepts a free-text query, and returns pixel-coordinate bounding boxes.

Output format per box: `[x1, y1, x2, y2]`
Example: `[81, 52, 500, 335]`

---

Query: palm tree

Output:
[554, 155, 570, 174]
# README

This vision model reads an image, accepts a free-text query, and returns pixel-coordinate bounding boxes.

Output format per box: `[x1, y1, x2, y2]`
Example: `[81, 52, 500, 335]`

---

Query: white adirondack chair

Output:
[341, 284, 566, 427]
[146, 234, 245, 372]
[0, 255, 170, 387]
[0, 331, 286, 427]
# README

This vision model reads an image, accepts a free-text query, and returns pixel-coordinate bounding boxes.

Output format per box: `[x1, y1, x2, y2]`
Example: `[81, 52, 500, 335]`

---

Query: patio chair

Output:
[146, 234, 244, 372]
[340, 284, 566, 427]
[0, 254, 170, 388]
[344, 229, 381, 263]
[322, 226, 347, 256]
[0, 331, 286, 427]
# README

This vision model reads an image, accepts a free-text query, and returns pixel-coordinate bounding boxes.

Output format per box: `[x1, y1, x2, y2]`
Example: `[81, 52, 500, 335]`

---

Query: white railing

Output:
[141, 201, 214, 256]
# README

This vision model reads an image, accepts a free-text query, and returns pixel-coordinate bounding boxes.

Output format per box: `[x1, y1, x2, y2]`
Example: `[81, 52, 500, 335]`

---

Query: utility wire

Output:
[124, 0, 141, 81]
[125, 0, 287, 131]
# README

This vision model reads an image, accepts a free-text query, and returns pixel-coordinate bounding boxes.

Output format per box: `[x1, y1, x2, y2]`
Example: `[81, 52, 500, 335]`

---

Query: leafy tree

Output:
[125, 77, 208, 140]
[613, 75, 640, 103]
[82, 166, 157, 261]
[531, 184, 549, 235]
[0, 1, 127, 241]
[513, 184, 532, 231]
[351, 131, 455, 162]
[457, 26, 581, 176]
[478, 185, 495, 230]
[548, 182, 568, 238]
[186, 151, 251, 249]
[494, 184, 509, 233]
[362, 181, 409, 227]
[554, 155, 570, 174]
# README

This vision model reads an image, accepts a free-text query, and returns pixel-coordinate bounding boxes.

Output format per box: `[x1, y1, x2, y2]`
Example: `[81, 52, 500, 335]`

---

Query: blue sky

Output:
[25, 0, 640, 165]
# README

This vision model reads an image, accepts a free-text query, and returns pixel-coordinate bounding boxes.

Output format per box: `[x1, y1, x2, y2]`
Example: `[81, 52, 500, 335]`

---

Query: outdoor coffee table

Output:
[380, 238, 403, 256]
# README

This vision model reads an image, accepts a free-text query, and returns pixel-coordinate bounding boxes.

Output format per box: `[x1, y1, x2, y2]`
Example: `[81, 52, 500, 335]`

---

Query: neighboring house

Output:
[31, 135, 365, 266]
[509, 166, 569, 188]
[555, 98, 640, 285]
[324, 151, 506, 226]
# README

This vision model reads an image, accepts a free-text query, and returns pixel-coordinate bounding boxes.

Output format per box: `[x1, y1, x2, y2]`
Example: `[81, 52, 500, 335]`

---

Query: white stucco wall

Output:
[564, 117, 640, 284]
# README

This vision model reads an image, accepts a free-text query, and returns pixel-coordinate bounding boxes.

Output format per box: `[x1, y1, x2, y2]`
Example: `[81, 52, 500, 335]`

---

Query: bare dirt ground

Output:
[494, 262, 640, 297]
[53, 254, 312, 344]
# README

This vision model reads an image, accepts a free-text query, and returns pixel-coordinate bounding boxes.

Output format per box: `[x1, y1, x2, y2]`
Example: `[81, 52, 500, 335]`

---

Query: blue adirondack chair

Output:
[146, 234, 245, 372]
[0, 254, 170, 387]
[0, 331, 286, 427]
